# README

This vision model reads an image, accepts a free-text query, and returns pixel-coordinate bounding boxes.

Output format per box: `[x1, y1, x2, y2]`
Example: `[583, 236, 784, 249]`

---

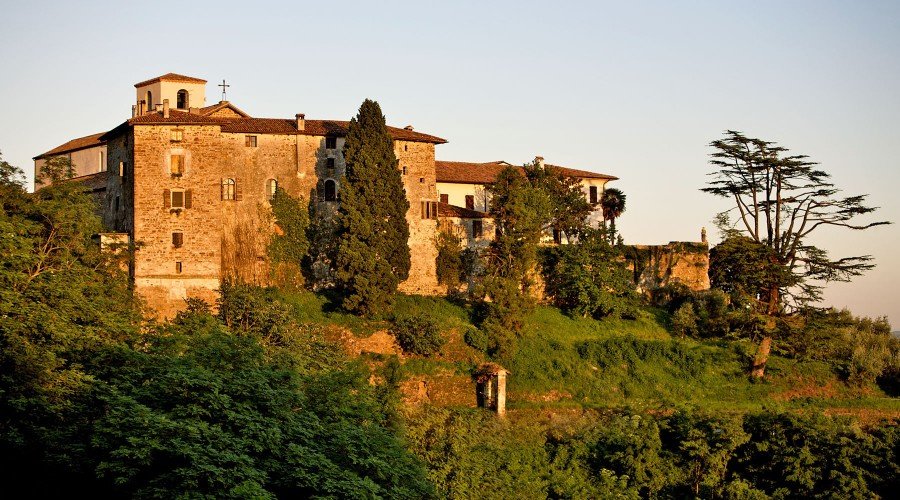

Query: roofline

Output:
[134, 74, 208, 88]
[33, 136, 109, 160]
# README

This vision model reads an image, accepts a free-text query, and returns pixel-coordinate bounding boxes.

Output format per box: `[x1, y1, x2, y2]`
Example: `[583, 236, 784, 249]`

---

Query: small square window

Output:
[245, 135, 257, 147]
[171, 129, 183, 142]
[326, 158, 335, 171]
[172, 232, 184, 248]
[175, 262, 183, 274]
[171, 154, 184, 176]
[419, 177, 425, 183]
[325, 136, 337, 149]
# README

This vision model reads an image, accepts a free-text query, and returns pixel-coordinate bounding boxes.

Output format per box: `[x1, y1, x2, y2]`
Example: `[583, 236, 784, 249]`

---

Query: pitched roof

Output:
[121, 109, 448, 143]
[438, 202, 490, 219]
[435, 160, 617, 184]
[134, 73, 207, 88]
[34, 132, 107, 160]
[198, 101, 250, 118]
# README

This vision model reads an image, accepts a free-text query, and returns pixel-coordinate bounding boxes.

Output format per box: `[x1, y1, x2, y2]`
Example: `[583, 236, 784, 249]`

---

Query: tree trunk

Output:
[751, 336, 772, 379]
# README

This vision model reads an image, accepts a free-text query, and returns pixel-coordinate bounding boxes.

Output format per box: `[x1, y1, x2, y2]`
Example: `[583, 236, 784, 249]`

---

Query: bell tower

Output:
[134, 73, 207, 115]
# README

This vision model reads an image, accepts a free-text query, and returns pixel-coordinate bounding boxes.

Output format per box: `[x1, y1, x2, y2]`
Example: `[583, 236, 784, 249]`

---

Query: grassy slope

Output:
[279, 290, 899, 417]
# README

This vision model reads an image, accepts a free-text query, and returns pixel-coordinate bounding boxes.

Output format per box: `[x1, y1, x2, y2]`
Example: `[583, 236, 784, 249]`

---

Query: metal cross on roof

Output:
[218, 79, 230, 101]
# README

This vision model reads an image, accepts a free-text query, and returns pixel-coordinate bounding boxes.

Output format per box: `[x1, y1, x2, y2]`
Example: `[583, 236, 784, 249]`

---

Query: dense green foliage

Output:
[523, 161, 593, 243]
[392, 315, 446, 356]
[405, 407, 898, 499]
[435, 226, 464, 294]
[267, 186, 310, 289]
[478, 166, 550, 355]
[334, 99, 411, 316]
[541, 228, 639, 319]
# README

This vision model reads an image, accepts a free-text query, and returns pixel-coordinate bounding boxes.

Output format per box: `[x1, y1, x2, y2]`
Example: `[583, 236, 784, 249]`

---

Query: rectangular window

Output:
[114, 195, 120, 213]
[171, 154, 184, 176]
[326, 158, 335, 171]
[325, 136, 337, 149]
[421, 201, 439, 220]
[171, 189, 185, 208]
[245, 135, 257, 147]
[119, 161, 125, 177]
[440, 193, 448, 204]
[589, 186, 598, 204]
[175, 262, 183, 274]
[172, 232, 184, 248]
[472, 220, 483, 239]
[465, 195, 475, 210]
[171, 129, 183, 142]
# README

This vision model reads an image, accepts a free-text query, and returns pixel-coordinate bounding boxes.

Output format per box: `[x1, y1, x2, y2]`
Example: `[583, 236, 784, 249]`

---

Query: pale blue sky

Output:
[2, 0, 897, 323]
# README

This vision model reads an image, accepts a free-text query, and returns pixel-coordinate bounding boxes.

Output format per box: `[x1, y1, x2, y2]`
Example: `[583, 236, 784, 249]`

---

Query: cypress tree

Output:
[334, 99, 410, 315]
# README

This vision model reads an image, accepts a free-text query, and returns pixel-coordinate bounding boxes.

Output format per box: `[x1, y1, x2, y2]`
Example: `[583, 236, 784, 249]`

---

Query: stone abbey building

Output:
[34, 73, 623, 317]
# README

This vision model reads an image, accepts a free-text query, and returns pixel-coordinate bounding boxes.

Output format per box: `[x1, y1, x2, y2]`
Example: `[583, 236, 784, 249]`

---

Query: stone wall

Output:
[624, 241, 710, 293]
[125, 123, 442, 317]
[395, 140, 441, 295]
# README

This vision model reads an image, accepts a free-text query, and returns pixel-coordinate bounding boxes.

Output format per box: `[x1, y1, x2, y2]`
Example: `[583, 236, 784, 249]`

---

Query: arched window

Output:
[324, 179, 337, 202]
[176, 89, 189, 109]
[146, 90, 153, 111]
[267, 179, 278, 200]
[222, 178, 235, 200]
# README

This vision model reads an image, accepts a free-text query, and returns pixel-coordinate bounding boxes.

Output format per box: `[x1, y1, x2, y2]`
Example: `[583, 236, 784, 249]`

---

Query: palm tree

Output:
[600, 188, 626, 244]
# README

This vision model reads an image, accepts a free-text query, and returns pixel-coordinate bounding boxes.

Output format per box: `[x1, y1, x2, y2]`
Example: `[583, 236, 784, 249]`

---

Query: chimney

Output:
[163, 99, 170, 119]
[404, 125, 414, 131]
[131, 104, 137, 118]
[296, 113, 305, 131]
[534, 156, 545, 168]
[138, 100, 146, 116]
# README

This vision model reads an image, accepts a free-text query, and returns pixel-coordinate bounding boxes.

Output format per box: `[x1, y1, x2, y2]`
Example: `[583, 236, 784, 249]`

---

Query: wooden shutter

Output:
[235, 180, 243, 201]
[431, 201, 438, 220]
[163, 189, 171, 208]
[421, 201, 426, 219]
[184, 189, 193, 209]
[440, 193, 448, 204]
[465, 195, 474, 210]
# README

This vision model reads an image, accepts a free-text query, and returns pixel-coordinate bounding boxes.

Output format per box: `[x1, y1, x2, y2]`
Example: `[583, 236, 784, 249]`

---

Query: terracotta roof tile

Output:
[435, 160, 617, 184]
[125, 110, 448, 143]
[54, 171, 110, 192]
[438, 202, 490, 219]
[134, 73, 207, 87]
[34, 132, 107, 160]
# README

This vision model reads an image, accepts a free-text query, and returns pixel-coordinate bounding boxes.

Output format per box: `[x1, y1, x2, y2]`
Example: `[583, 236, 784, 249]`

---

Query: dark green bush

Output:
[463, 327, 490, 353]
[391, 316, 446, 356]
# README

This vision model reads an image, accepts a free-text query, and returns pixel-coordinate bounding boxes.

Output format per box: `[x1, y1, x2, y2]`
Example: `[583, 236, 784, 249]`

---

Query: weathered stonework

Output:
[624, 242, 711, 293]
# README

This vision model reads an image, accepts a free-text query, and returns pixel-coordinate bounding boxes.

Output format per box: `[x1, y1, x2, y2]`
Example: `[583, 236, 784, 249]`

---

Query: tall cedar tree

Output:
[703, 130, 890, 377]
[334, 100, 411, 315]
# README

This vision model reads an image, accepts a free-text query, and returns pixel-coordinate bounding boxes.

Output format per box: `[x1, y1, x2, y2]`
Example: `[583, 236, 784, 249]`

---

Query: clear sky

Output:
[2, 0, 897, 323]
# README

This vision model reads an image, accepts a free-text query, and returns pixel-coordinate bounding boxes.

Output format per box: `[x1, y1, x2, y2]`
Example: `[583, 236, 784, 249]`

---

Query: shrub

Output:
[463, 327, 490, 352]
[541, 228, 639, 319]
[671, 303, 698, 338]
[391, 315, 446, 356]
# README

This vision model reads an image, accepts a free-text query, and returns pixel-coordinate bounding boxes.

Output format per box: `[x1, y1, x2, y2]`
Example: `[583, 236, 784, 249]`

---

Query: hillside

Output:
[280, 291, 900, 421]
